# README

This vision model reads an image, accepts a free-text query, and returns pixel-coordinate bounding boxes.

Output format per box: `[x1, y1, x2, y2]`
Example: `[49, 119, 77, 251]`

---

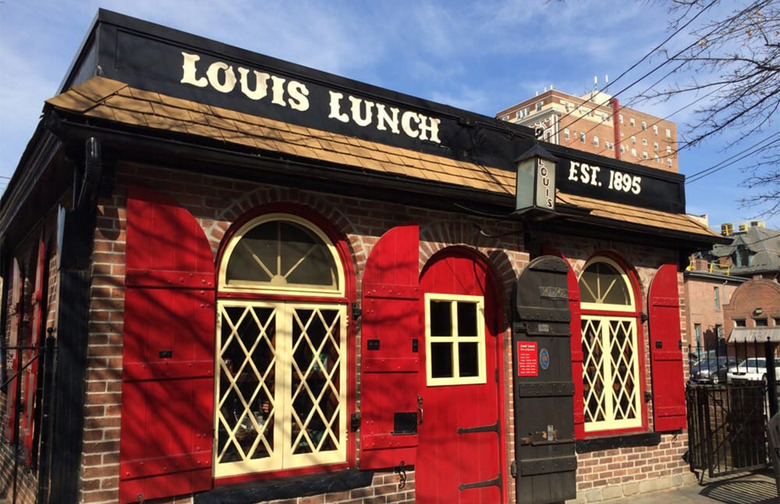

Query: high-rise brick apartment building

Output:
[496, 88, 679, 173]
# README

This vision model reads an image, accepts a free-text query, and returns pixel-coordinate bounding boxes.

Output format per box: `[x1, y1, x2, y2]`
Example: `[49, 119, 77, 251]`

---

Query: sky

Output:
[1, 0, 777, 230]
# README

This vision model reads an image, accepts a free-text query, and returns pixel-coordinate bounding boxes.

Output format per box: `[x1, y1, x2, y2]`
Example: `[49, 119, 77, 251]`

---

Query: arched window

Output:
[578, 256, 643, 433]
[215, 213, 347, 478]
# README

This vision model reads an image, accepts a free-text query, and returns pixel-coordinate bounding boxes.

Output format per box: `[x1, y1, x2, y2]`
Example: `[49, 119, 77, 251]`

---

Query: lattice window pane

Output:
[216, 305, 278, 468]
[290, 307, 342, 457]
[216, 302, 346, 476]
[582, 318, 606, 424]
[582, 316, 640, 431]
[609, 320, 638, 421]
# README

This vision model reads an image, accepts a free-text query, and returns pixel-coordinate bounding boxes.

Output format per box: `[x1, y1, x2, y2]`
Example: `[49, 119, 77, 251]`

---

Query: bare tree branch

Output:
[640, 0, 779, 217]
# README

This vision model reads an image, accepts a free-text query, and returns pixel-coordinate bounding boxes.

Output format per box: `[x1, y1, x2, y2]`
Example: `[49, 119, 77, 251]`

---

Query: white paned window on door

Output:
[425, 293, 486, 386]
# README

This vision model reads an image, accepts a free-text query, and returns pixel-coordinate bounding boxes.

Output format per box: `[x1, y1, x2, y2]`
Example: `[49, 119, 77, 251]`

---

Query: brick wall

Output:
[76, 162, 529, 503]
[723, 278, 780, 335]
[538, 233, 696, 502]
[684, 275, 742, 352]
[2, 159, 700, 503]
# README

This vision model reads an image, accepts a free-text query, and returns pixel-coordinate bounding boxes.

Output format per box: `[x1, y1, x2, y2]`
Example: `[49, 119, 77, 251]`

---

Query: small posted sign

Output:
[517, 341, 538, 377]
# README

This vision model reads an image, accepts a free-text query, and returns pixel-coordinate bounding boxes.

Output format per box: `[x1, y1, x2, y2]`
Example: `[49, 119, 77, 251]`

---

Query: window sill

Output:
[194, 469, 374, 504]
[575, 432, 662, 453]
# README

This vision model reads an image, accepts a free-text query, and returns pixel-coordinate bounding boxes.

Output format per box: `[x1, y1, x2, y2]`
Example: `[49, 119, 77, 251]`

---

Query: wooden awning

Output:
[46, 77, 723, 243]
[730, 327, 780, 343]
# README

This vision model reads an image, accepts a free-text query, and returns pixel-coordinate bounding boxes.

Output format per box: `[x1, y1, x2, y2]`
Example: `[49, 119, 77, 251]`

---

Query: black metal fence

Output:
[686, 337, 778, 479]
[2, 335, 56, 504]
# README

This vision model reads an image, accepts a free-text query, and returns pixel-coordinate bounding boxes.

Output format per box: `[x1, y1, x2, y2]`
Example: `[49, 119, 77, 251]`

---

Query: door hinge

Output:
[351, 413, 360, 432]
[351, 303, 362, 321]
[511, 459, 517, 478]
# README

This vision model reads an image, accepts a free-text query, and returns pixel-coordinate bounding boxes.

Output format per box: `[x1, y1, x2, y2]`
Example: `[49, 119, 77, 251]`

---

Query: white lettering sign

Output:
[567, 161, 642, 195]
[537, 159, 555, 209]
[181, 52, 441, 144]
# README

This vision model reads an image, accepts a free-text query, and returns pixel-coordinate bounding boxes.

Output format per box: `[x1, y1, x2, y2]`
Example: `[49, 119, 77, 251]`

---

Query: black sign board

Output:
[62, 10, 687, 215]
[554, 150, 685, 214]
[63, 10, 531, 172]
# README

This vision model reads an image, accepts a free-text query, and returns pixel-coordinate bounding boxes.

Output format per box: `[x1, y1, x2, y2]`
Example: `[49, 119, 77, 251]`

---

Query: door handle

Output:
[417, 395, 424, 424]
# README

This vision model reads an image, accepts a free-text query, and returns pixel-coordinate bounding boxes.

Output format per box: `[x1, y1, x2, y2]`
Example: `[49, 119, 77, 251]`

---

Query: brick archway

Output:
[207, 186, 368, 280]
[419, 219, 527, 305]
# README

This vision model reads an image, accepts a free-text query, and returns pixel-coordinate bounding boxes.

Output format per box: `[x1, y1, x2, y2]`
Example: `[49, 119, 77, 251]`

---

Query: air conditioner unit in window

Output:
[738, 222, 749, 233]
[750, 220, 766, 229]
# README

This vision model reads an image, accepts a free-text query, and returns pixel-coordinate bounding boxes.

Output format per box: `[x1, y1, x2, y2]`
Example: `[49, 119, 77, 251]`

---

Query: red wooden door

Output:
[417, 250, 502, 503]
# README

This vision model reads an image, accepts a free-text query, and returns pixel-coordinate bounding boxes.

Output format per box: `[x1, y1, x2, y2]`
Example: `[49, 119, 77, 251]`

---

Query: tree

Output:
[642, 0, 779, 216]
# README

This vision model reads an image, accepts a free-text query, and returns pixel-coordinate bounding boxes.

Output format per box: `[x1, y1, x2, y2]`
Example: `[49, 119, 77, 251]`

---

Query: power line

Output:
[586, 82, 729, 160]
[548, 0, 719, 132]
[686, 132, 780, 184]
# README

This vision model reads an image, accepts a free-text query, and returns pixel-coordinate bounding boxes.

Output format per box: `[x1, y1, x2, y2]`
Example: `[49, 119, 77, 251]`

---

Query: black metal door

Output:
[512, 256, 576, 504]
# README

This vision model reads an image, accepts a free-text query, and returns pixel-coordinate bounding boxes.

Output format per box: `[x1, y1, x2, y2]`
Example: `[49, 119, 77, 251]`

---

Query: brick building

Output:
[496, 89, 679, 172]
[684, 271, 745, 355]
[685, 221, 780, 355]
[0, 10, 725, 504]
[724, 278, 780, 344]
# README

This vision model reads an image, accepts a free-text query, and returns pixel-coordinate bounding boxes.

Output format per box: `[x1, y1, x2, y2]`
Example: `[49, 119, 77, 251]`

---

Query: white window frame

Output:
[579, 257, 642, 433]
[214, 301, 348, 476]
[218, 213, 345, 297]
[424, 293, 486, 387]
[215, 214, 349, 478]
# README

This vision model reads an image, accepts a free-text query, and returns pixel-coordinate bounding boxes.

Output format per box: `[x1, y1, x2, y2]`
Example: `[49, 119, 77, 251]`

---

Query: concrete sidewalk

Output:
[612, 470, 778, 504]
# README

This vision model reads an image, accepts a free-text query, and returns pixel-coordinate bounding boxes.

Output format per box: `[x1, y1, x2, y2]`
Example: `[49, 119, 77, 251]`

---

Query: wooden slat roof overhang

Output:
[42, 76, 726, 249]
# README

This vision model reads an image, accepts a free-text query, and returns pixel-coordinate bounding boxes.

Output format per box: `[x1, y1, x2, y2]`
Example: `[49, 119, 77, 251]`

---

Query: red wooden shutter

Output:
[648, 264, 686, 432]
[359, 224, 420, 470]
[119, 186, 215, 503]
[22, 236, 46, 462]
[5, 259, 22, 441]
[565, 260, 585, 439]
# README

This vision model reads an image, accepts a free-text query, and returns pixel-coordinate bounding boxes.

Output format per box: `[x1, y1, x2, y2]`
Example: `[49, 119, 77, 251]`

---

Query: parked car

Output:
[727, 357, 780, 383]
[690, 357, 738, 384]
